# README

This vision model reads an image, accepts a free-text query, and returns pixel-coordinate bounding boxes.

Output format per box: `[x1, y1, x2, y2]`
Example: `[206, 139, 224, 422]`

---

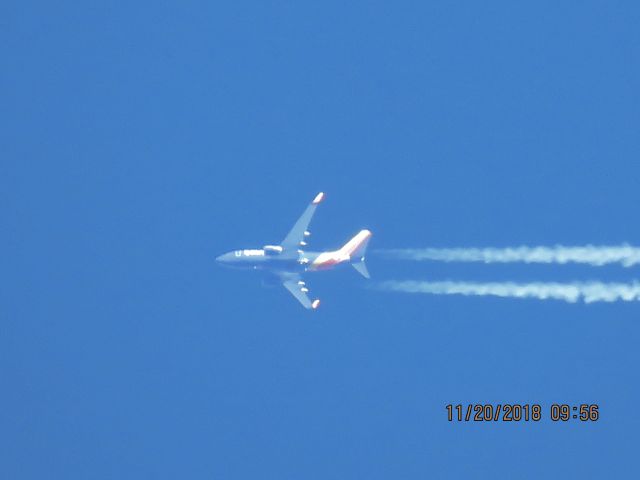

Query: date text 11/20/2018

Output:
[446, 404, 599, 422]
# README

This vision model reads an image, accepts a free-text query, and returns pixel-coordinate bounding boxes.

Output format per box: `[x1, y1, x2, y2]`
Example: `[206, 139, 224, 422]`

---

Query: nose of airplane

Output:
[215, 252, 233, 264]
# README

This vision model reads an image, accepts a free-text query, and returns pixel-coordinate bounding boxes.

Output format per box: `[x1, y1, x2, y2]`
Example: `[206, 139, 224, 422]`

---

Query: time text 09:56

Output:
[446, 404, 599, 422]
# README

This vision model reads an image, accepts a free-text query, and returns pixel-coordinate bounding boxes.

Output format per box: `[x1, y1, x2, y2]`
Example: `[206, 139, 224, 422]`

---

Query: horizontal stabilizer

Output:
[351, 260, 370, 279]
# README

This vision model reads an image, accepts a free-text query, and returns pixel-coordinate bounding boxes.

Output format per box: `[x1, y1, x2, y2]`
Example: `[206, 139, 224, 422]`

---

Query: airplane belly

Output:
[261, 256, 303, 272]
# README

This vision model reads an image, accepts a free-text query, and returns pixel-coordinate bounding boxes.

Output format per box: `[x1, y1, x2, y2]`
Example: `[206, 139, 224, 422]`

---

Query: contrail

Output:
[376, 245, 640, 267]
[377, 280, 640, 303]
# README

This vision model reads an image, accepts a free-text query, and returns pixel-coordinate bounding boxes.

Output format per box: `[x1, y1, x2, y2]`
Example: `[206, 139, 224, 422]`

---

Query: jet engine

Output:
[263, 245, 283, 255]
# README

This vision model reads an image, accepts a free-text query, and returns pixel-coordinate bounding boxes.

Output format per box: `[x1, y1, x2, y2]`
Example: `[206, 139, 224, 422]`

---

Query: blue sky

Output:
[3, 1, 639, 478]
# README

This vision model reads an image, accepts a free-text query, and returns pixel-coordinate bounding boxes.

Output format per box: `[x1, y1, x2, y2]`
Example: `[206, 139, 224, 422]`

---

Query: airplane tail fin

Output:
[340, 229, 372, 279]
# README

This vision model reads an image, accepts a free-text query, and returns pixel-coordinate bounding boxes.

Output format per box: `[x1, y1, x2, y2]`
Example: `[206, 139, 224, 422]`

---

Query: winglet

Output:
[311, 299, 320, 309]
[312, 192, 324, 205]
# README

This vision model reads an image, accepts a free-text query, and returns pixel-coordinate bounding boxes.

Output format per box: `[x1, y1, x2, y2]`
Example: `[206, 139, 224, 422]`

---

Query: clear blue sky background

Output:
[3, 1, 639, 478]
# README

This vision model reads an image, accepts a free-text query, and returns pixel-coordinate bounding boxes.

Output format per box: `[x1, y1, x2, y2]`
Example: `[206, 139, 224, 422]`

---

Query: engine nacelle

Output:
[263, 245, 283, 256]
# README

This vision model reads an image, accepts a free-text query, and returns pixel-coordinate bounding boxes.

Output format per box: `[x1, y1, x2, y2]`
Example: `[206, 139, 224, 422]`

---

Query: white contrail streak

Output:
[377, 280, 640, 303]
[377, 245, 640, 267]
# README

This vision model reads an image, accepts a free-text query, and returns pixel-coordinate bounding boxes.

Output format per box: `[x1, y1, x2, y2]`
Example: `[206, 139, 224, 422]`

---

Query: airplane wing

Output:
[280, 192, 324, 251]
[281, 273, 320, 310]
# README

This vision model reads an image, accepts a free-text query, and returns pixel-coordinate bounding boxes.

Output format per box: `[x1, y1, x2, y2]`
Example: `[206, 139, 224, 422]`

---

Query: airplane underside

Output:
[216, 192, 372, 310]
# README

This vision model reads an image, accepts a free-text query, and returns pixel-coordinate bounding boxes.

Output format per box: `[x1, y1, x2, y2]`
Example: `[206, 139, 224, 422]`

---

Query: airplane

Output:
[215, 192, 372, 310]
